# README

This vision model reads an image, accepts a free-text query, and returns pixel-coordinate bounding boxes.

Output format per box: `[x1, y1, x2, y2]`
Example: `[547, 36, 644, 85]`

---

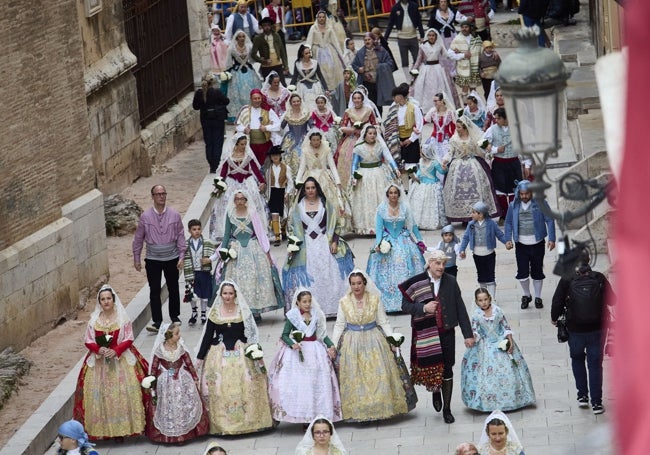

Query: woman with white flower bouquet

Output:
[268, 289, 342, 424]
[74, 285, 149, 440]
[460, 288, 536, 412]
[195, 281, 274, 435]
[213, 190, 284, 320]
[209, 133, 268, 240]
[411, 28, 459, 114]
[366, 184, 426, 313]
[145, 322, 209, 443]
[349, 124, 400, 235]
[334, 89, 378, 192]
[282, 177, 355, 317]
[332, 270, 417, 422]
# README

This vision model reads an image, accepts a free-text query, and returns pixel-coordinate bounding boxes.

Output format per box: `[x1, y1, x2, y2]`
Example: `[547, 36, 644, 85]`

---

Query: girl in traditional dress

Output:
[335, 89, 378, 192]
[295, 131, 351, 233]
[210, 133, 268, 240]
[268, 289, 342, 424]
[463, 94, 487, 130]
[290, 45, 329, 111]
[262, 71, 291, 119]
[427, 0, 467, 78]
[217, 190, 284, 319]
[227, 30, 263, 122]
[295, 416, 347, 455]
[411, 28, 459, 115]
[73, 285, 148, 440]
[349, 124, 400, 235]
[442, 114, 499, 222]
[210, 25, 230, 75]
[366, 185, 426, 313]
[282, 177, 355, 317]
[342, 38, 357, 67]
[145, 323, 209, 443]
[196, 281, 274, 435]
[422, 92, 456, 167]
[461, 288, 536, 412]
[310, 94, 340, 152]
[409, 144, 448, 230]
[281, 93, 313, 173]
[478, 411, 526, 455]
[305, 11, 345, 93]
[332, 270, 417, 422]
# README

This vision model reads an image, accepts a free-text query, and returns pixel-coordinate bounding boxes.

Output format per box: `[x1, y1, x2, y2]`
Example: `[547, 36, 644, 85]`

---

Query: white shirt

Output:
[236, 106, 282, 131]
[224, 12, 260, 41]
[261, 5, 285, 32]
[397, 102, 424, 143]
[398, 1, 417, 39]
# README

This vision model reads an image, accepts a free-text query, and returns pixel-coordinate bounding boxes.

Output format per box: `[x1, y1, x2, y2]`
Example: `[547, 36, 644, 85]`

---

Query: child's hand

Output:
[291, 343, 302, 351]
[459, 251, 466, 259]
[201, 257, 211, 265]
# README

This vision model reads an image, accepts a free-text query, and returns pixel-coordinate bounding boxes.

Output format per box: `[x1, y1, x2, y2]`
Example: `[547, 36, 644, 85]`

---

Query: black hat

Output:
[260, 17, 275, 26]
[268, 145, 283, 155]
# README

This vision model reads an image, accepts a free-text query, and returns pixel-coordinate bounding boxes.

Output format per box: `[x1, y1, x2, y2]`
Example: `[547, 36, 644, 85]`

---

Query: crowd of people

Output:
[58, 1, 613, 454]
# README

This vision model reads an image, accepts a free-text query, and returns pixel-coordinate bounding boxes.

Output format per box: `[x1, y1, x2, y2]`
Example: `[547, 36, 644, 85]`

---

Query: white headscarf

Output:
[227, 29, 253, 67]
[478, 410, 524, 455]
[300, 128, 333, 156]
[194, 280, 259, 355]
[453, 113, 485, 145]
[203, 441, 227, 455]
[149, 322, 188, 371]
[376, 183, 417, 234]
[286, 288, 328, 339]
[218, 132, 263, 169]
[346, 269, 381, 298]
[295, 415, 347, 455]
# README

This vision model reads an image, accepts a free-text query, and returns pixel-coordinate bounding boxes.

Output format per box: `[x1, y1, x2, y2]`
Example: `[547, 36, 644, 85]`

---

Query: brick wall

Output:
[0, 0, 94, 250]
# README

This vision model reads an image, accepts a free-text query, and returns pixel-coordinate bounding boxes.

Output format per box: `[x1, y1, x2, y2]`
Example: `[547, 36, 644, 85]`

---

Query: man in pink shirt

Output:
[132, 185, 186, 332]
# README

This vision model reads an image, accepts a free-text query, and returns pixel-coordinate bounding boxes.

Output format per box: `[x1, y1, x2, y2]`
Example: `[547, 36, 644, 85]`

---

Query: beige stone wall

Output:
[0, 0, 94, 250]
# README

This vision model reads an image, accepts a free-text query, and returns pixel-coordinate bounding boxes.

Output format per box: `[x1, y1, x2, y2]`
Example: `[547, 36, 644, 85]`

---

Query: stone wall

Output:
[0, 0, 94, 250]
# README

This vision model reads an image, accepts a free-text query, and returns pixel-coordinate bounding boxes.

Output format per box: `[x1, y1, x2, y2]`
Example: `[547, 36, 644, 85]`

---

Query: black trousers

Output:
[202, 119, 225, 173]
[515, 240, 546, 280]
[472, 251, 496, 283]
[439, 329, 456, 379]
[145, 258, 181, 324]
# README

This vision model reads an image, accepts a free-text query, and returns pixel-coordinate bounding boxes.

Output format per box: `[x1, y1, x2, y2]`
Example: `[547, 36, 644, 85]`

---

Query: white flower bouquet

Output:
[409, 69, 419, 77]
[244, 343, 267, 373]
[287, 84, 297, 92]
[497, 338, 517, 366]
[478, 139, 489, 149]
[218, 248, 237, 263]
[212, 177, 227, 198]
[353, 121, 363, 129]
[220, 71, 232, 82]
[141, 375, 158, 405]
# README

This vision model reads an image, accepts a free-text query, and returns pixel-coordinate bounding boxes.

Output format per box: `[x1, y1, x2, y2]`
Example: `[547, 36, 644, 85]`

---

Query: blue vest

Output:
[233, 13, 255, 38]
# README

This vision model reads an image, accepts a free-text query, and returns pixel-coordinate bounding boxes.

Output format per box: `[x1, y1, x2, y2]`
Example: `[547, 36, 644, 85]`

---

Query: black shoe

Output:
[521, 295, 532, 309]
[535, 297, 544, 309]
[577, 396, 589, 407]
[432, 391, 442, 412]
[443, 409, 455, 424]
[171, 318, 182, 326]
[201, 312, 207, 324]
[146, 322, 161, 333]
[592, 403, 604, 415]
[189, 311, 198, 325]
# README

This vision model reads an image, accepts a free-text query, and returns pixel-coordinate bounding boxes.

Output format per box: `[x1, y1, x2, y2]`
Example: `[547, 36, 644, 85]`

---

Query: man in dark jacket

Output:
[400, 250, 474, 424]
[251, 17, 290, 84]
[518, 0, 550, 46]
[384, 0, 425, 81]
[551, 255, 614, 415]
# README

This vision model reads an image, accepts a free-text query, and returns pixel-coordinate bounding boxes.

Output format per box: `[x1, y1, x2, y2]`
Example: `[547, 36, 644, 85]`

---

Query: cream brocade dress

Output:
[332, 293, 416, 422]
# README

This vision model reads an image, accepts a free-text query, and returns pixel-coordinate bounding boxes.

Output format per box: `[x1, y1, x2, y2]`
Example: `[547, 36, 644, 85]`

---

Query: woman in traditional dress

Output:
[411, 28, 458, 115]
[310, 94, 340, 151]
[227, 30, 262, 122]
[334, 89, 378, 192]
[268, 288, 342, 424]
[73, 285, 148, 440]
[281, 93, 313, 173]
[427, 0, 467, 78]
[145, 322, 209, 443]
[210, 133, 268, 240]
[306, 11, 345, 92]
[463, 93, 487, 129]
[349, 124, 400, 235]
[332, 270, 417, 422]
[295, 131, 351, 234]
[196, 281, 274, 435]
[262, 70, 291, 119]
[477, 410, 526, 455]
[290, 45, 329, 111]
[423, 92, 457, 165]
[461, 288, 535, 412]
[295, 416, 347, 455]
[217, 189, 283, 319]
[282, 177, 355, 317]
[366, 184, 426, 313]
[442, 114, 499, 222]
[409, 142, 448, 230]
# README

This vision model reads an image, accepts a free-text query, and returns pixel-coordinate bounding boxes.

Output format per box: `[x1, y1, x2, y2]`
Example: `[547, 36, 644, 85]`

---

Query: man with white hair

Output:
[399, 249, 474, 424]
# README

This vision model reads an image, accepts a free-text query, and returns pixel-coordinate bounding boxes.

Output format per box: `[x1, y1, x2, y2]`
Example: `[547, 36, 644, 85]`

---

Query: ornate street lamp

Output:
[496, 26, 610, 275]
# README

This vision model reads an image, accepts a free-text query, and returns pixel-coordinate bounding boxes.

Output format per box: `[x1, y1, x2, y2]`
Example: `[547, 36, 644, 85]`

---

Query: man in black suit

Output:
[384, 0, 425, 81]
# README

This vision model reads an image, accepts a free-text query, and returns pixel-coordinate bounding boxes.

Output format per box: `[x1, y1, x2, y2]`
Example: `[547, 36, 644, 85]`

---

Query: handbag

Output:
[557, 312, 569, 343]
